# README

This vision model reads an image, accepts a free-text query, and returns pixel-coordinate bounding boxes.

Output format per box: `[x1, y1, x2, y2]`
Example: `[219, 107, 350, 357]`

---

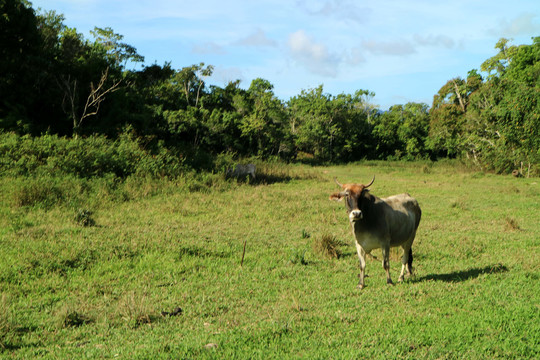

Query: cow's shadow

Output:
[413, 263, 508, 283]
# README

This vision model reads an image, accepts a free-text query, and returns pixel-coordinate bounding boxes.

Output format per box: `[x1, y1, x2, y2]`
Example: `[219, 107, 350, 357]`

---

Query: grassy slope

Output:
[1, 162, 539, 359]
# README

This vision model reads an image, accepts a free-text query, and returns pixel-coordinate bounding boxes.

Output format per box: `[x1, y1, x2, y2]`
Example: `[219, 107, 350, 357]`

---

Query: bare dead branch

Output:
[452, 79, 466, 112]
[77, 67, 122, 130]
[56, 75, 79, 128]
[56, 67, 121, 135]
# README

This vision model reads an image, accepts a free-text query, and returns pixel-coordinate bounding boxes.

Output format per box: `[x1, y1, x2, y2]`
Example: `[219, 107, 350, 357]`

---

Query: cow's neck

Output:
[351, 193, 380, 231]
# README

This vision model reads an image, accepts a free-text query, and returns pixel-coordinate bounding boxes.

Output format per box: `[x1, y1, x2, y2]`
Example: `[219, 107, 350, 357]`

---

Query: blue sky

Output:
[30, 0, 539, 110]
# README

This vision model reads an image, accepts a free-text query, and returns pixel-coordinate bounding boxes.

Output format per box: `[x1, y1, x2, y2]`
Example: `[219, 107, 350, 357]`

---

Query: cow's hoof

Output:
[398, 276, 404, 283]
[357, 284, 365, 290]
[387, 279, 394, 286]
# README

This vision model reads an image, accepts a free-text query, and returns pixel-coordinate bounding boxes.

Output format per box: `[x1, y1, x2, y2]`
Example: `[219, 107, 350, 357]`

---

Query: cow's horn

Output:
[365, 175, 375, 188]
[334, 177, 343, 188]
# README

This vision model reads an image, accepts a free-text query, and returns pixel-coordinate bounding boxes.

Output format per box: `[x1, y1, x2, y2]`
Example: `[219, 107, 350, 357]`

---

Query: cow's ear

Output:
[329, 192, 344, 201]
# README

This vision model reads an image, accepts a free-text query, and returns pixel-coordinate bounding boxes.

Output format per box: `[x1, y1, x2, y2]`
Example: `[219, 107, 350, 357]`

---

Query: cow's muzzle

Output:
[349, 210, 363, 221]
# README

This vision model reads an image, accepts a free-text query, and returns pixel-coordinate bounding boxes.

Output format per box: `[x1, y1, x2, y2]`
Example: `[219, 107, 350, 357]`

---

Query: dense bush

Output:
[0, 131, 186, 179]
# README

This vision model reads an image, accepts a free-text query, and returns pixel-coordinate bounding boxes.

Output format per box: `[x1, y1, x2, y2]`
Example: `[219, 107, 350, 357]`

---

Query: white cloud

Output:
[345, 47, 366, 65]
[362, 39, 416, 56]
[235, 28, 277, 47]
[494, 13, 540, 37]
[413, 34, 455, 48]
[212, 66, 245, 84]
[287, 30, 340, 77]
[191, 42, 226, 55]
[359, 33, 455, 59]
[298, 0, 371, 24]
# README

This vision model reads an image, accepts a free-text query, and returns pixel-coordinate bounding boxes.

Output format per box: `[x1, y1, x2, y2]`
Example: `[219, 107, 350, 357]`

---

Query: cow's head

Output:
[329, 176, 375, 222]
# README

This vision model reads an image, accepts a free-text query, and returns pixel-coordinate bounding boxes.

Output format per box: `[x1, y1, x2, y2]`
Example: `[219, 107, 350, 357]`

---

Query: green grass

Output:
[1, 161, 539, 358]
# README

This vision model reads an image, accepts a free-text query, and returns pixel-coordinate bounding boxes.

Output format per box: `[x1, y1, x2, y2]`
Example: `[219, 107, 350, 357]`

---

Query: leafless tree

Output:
[57, 67, 121, 136]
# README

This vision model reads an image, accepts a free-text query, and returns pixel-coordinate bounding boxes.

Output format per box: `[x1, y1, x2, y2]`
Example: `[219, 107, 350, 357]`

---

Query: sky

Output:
[30, 0, 539, 110]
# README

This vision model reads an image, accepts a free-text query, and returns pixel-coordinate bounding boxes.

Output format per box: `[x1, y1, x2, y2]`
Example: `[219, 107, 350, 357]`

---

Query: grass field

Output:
[1, 161, 539, 359]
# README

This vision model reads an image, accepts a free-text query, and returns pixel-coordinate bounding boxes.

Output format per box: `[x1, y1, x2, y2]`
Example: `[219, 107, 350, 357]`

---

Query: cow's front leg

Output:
[381, 245, 393, 285]
[355, 242, 366, 289]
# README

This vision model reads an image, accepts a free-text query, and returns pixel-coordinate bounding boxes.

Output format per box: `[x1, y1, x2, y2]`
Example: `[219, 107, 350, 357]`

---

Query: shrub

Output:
[12, 177, 64, 208]
[0, 131, 188, 180]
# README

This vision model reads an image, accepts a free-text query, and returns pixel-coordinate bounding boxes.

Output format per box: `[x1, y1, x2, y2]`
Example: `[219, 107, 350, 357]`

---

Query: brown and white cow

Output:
[330, 176, 421, 289]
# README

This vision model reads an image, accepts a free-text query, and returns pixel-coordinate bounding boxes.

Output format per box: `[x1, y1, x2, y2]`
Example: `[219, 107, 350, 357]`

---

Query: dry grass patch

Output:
[117, 290, 158, 329]
[505, 216, 521, 231]
[312, 233, 343, 259]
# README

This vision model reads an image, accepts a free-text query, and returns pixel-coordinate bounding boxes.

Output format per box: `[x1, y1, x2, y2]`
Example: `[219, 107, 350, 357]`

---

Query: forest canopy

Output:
[1, 0, 539, 175]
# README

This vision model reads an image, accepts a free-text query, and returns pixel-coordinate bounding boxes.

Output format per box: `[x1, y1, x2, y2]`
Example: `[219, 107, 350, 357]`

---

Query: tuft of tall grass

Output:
[289, 249, 308, 265]
[450, 198, 468, 210]
[74, 208, 96, 227]
[312, 233, 343, 259]
[117, 291, 157, 329]
[55, 308, 93, 329]
[505, 216, 521, 231]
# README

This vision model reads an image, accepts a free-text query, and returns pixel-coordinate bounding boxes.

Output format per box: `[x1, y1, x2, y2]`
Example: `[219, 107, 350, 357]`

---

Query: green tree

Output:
[203, 81, 245, 153]
[428, 70, 482, 157]
[236, 78, 289, 157]
[109, 63, 174, 137]
[172, 63, 214, 108]
[429, 37, 539, 174]
[288, 85, 337, 161]
[90, 27, 144, 69]
[0, 0, 45, 132]
[480, 38, 519, 78]
[288, 86, 373, 162]
[373, 103, 430, 160]
[466, 37, 539, 173]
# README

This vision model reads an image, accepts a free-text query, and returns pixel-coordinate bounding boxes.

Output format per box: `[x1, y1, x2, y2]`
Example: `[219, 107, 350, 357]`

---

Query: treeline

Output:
[1, 1, 539, 175]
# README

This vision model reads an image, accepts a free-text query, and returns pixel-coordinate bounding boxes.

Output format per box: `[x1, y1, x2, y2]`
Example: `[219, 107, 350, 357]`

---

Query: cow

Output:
[330, 176, 421, 289]
[226, 164, 256, 180]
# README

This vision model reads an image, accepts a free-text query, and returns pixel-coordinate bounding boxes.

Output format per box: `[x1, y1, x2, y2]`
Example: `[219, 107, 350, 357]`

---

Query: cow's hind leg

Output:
[381, 246, 393, 285]
[407, 247, 414, 276]
[399, 241, 414, 282]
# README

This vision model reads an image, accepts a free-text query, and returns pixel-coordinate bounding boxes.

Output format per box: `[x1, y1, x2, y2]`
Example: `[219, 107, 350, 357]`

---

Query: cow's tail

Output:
[408, 247, 413, 269]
